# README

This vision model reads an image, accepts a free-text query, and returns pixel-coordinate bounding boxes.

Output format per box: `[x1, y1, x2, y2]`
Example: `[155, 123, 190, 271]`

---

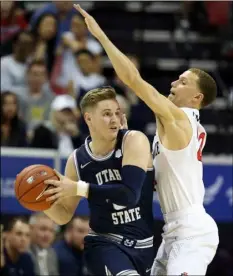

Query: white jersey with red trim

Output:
[152, 108, 207, 214]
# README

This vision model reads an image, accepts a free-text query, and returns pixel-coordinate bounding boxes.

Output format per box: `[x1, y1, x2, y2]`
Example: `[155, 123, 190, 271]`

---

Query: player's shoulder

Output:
[123, 130, 149, 146]
[180, 107, 200, 121]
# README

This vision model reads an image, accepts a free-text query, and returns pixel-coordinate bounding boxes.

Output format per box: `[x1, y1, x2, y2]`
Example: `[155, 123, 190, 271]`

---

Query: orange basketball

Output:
[14, 164, 59, 211]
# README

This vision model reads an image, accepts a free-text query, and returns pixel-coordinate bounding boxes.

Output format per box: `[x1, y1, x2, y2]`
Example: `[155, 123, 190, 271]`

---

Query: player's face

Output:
[86, 99, 121, 141]
[31, 218, 56, 249]
[169, 70, 203, 108]
[8, 221, 31, 253]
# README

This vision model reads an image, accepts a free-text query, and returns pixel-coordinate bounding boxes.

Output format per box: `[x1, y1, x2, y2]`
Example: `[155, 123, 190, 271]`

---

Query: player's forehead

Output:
[96, 99, 120, 111]
[179, 70, 198, 84]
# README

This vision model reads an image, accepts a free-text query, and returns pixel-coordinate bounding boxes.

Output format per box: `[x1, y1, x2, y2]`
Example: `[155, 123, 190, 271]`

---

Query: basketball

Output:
[14, 164, 59, 211]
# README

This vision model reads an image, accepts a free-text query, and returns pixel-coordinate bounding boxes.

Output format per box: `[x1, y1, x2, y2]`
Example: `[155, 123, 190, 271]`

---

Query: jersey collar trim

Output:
[85, 136, 114, 161]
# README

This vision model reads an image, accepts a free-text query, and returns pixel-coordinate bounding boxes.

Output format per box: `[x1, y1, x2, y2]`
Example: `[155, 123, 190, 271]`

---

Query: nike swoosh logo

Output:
[80, 161, 92, 169]
[146, 268, 151, 273]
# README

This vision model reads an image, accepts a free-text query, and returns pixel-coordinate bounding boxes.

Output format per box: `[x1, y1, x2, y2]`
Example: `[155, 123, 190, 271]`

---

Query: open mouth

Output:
[170, 90, 175, 95]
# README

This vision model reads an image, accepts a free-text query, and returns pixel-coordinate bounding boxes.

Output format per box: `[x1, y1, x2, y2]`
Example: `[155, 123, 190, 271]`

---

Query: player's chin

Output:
[108, 129, 118, 139]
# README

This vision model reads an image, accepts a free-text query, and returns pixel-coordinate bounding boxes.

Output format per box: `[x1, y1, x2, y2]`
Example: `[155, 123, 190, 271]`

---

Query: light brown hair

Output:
[189, 68, 217, 108]
[80, 86, 117, 114]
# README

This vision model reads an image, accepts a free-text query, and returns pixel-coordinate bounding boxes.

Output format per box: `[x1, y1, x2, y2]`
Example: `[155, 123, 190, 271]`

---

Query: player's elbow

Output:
[124, 67, 141, 88]
[52, 216, 71, 226]
[44, 212, 71, 225]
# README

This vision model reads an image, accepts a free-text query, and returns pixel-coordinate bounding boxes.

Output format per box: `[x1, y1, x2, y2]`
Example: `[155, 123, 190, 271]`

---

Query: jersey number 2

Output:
[197, 132, 206, 161]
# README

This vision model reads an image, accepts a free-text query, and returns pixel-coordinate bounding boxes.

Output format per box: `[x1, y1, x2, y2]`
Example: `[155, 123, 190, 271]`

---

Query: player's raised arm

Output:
[44, 131, 152, 207]
[74, 4, 186, 122]
[44, 154, 82, 225]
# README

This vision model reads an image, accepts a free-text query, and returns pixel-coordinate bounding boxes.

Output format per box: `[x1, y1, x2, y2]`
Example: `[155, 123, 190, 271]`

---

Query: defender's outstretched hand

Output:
[73, 4, 105, 40]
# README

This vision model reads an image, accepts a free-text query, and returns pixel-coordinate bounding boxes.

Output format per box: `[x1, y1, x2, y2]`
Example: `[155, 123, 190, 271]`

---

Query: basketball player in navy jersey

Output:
[43, 87, 155, 275]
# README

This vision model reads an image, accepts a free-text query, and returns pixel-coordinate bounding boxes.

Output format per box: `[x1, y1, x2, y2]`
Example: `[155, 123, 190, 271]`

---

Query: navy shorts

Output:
[83, 235, 155, 276]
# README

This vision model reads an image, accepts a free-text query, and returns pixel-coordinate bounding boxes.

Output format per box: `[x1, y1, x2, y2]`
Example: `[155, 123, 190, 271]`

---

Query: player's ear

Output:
[84, 112, 91, 125]
[194, 92, 204, 105]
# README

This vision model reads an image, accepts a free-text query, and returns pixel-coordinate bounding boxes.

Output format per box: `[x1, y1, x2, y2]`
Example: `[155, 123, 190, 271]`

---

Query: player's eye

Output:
[104, 112, 111, 116]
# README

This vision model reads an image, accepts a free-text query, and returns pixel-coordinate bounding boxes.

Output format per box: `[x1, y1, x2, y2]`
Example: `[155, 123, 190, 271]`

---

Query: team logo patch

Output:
[122, 238, 136, 248]
[115, 149, 122, 158]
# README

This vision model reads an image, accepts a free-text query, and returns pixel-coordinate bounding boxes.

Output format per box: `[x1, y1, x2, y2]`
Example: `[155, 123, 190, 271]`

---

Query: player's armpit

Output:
[44, 153, 81, 225]
[129, 77, 188, 122]
[122, 131, 151, 171]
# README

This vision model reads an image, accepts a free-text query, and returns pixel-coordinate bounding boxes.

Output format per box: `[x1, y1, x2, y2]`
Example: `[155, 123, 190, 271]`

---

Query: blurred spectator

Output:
[1, 1, 28, 57]
[0, 31, 34, 92]
[30, 1, 75, 45]
[29, 213, 59, 276]
[30, 95, 83, 157]
[14, 60, 54, 133]
[31, 13, 58, 74]
[1, 92, 28, 147]
[61, 14, 103, 73]
[52, 49, 106, 98]
[53, 216, 89, 276]
[205, 1, 233, 57]
[0, 225, 5, 270]
[1, 217, 35, 276]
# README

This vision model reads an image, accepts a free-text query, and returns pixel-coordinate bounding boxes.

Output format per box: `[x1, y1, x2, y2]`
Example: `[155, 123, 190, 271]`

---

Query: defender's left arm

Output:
[74, 4, 188, 123]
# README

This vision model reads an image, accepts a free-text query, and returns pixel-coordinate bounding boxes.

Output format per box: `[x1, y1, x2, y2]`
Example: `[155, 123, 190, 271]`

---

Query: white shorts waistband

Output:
[163, 204, 206, 223]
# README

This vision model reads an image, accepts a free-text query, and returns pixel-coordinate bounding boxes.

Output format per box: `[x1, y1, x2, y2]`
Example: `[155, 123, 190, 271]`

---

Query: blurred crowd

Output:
[1, 1, 232, 156]
[1, 214, 90, 276]
[0, 1, 141, 158]
[1, 214, 233, 276]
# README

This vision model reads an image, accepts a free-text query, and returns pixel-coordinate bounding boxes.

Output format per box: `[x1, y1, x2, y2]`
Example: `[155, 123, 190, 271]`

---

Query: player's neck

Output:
[89, 138, 116, 157]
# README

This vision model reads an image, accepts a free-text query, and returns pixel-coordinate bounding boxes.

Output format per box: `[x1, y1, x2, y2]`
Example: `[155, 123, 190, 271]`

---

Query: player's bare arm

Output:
[74, 4, 192, 150]
[122, 131, 152, 170]
[44, 153, 82, 225]
[44, 131, 152, 205]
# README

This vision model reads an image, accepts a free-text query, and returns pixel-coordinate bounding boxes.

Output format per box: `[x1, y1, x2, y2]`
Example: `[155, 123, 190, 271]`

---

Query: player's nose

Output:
[171, 81, 176, 87]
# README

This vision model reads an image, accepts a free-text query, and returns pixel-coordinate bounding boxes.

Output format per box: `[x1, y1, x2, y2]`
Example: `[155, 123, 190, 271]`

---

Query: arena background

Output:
[1, 1, 232, 275]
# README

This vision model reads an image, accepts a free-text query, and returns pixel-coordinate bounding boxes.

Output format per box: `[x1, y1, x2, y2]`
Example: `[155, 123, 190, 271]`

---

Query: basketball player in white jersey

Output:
[74, 5, 219, 275]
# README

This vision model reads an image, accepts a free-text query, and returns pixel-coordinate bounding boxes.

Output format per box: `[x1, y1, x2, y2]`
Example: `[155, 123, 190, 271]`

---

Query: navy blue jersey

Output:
[73, 129, 154, 240]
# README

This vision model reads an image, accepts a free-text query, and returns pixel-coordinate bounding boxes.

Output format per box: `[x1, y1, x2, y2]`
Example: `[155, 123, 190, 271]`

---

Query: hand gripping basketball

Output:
[43, 170, 77, 201]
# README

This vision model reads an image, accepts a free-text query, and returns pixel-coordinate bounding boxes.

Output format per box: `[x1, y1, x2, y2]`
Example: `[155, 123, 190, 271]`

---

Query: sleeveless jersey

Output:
[152, 108, 207, 214]
[73, 129, 155, 240]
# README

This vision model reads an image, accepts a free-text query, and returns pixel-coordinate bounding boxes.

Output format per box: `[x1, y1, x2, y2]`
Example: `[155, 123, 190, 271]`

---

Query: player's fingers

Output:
[44, 179, 60, 186]
[43, 187, 62, 196]
[46, 192, 61, 202]
[73, 4, 89, 18]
